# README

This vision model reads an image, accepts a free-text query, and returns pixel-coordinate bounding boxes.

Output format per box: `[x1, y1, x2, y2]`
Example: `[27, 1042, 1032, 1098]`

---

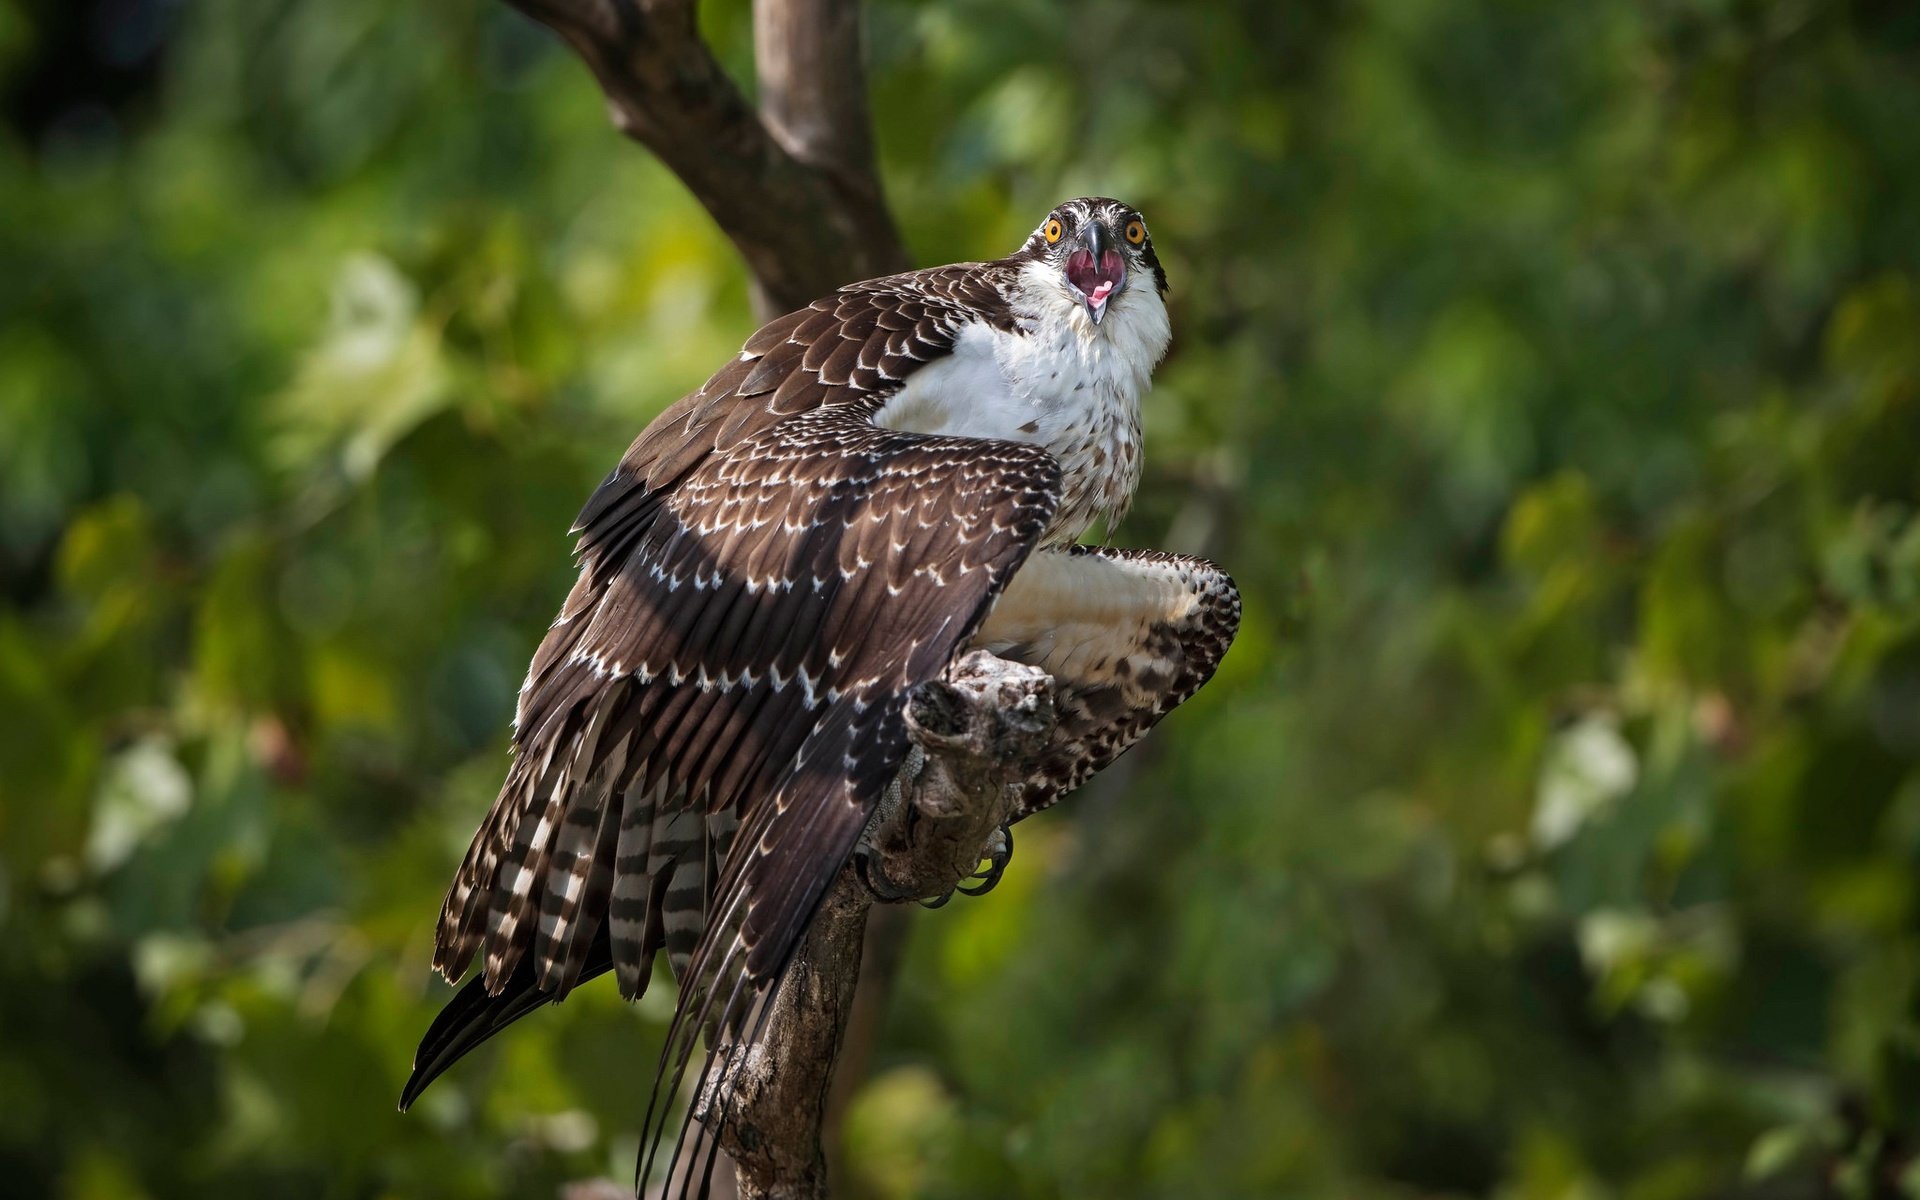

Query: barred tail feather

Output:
[647, 807, 706, 984]
[534, 732, 628, 994]
[610, 775, 668, 998]
[484, 694, 617, 991]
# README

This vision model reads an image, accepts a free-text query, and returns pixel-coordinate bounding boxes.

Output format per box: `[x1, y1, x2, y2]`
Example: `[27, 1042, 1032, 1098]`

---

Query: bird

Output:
[400, 196, 1241, 1190]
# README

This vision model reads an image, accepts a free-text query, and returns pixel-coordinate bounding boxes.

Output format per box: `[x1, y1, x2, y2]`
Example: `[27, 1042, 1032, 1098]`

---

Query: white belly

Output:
[873, 321, 1147, 543]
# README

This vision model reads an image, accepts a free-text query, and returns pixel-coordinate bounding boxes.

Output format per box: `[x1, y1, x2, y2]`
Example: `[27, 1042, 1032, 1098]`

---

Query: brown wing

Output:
[550, 263, 1015, 621]
[405, 268, 1043, 1118]
[413, 294, 1061, 1167]
[617, 411, 1056, 1195]
[428, 266, 1021, 996]
[423, 411, 1057, 1169]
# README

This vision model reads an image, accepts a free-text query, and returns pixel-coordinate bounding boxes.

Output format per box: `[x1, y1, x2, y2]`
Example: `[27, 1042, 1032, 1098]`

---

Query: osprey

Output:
[402, 197, 1239, 1183]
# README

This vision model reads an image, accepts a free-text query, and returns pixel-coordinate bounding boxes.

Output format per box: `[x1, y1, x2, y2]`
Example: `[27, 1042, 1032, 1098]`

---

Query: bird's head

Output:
[1017, 197, 1168, 328]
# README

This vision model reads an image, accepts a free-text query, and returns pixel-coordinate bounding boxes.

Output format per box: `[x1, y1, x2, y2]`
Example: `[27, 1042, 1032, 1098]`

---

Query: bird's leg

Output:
[852, 742, 968, 905]
[851, 743, 927, 902]
[852, 655, 1055, 907]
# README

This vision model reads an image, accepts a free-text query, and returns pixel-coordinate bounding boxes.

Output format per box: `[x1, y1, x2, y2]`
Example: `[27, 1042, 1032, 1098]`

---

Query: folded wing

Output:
[410, 270, 1058, 1137]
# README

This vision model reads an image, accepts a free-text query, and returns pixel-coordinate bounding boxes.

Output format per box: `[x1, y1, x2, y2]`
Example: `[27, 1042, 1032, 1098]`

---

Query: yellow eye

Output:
[1124, 220, 1146, 245]
[1043, 218, 1064, 243]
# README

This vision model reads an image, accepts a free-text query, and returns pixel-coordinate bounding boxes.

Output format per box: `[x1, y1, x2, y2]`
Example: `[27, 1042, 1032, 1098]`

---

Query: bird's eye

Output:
[1124, 220, 1146, 246]
[1043, 218, 1064, 244]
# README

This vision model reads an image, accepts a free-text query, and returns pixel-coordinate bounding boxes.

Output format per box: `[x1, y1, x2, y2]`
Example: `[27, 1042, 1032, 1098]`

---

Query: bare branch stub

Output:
[705, 652, 1057, 1200]
[753, 0, 880, 182]
[504, 0, 908, 315]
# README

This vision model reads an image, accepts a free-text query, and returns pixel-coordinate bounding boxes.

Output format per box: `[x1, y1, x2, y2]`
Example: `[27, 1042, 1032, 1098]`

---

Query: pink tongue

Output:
[1066, 248, 1124, 304]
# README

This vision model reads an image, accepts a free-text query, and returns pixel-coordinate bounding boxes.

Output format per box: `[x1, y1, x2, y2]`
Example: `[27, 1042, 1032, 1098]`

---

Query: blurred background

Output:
[3, 0, 1919, 1196]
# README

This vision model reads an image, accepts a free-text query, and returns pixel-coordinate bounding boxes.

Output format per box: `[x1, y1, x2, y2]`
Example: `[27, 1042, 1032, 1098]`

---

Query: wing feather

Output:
[416, 265, 1041, 1132]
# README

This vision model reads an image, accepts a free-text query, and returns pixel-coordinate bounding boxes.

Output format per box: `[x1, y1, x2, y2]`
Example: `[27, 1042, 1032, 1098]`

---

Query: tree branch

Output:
[699, 652, 1057, 1200]
[504, 0, 908, 315]
[749, 0, 903, 314]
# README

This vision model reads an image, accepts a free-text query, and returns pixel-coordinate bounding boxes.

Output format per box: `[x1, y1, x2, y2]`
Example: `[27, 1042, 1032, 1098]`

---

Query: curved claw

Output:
[855, 845, 925, 904]
[859, 825, 1016, 907]
[956, 824, 1014, 897]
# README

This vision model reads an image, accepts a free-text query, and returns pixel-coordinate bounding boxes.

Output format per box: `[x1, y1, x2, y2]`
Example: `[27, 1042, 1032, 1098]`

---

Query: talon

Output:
[855, 845, 924, 904]
[860, 825, 1015, 906]
[956, 824, 1013, 896]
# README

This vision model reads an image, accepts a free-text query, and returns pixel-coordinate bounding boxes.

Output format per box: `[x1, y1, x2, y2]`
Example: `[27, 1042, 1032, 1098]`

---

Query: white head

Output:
[1010, 197, 1170, 334]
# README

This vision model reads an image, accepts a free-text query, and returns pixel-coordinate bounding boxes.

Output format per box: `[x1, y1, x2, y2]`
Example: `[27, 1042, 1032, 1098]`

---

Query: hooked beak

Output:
[1065, 222, 1126, 325]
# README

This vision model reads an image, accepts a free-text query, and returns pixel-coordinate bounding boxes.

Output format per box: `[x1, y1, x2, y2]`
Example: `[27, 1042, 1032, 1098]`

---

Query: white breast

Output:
[873, 274, 1170, 544]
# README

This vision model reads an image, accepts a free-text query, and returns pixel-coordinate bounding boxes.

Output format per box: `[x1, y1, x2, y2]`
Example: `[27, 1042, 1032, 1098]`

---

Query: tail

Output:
[399, 925, 616, 1112]
[403, 798, 733, 1114]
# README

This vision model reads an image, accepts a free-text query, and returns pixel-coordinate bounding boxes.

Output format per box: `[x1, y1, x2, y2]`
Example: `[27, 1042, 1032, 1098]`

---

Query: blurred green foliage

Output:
[3, 0, 1919, 1196]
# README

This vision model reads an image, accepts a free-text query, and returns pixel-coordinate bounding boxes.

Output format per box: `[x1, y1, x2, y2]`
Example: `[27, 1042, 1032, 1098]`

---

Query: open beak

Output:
[1065, 222, 1126, 325]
